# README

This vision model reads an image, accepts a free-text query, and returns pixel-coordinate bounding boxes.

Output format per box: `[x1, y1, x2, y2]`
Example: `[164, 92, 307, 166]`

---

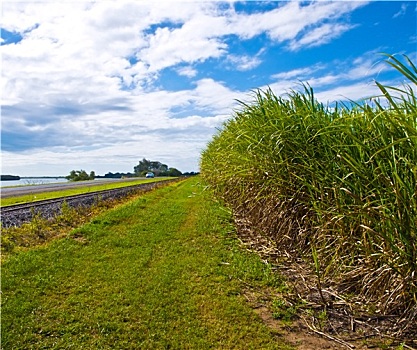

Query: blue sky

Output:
[1, 1, 416, 176]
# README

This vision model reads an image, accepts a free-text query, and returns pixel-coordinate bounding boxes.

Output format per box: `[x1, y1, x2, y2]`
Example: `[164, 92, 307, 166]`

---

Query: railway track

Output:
[1, 179, 178, 228]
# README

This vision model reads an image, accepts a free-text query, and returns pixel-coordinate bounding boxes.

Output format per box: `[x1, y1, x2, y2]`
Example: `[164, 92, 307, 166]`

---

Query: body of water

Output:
[0, 177, 68, 188]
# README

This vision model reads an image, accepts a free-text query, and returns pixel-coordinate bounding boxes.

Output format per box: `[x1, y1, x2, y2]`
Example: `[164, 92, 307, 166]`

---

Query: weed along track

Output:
[1, 179, 179, 228]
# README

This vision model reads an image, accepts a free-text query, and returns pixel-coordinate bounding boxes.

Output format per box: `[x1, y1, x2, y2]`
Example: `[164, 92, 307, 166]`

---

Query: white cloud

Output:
[227, 1, 367, 46]
[0, 1, 379, 176]
[1, 113, 229, 176]
[288, 23, 355, 51]
[348, 57, 386, 81]
[315, 82, 380, 104]
[226, 53, 262, 71]
[267, 51, 404, 104]
[1, 1, 368, 105]
[176, 66, 198, 78]
[141, 26, 226, 72]
[190, 79, 241, 113]
[272, 66, 320, 80]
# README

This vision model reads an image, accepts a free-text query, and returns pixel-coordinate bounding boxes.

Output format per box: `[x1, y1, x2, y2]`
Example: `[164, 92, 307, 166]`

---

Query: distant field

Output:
[0, 177, 177, 206]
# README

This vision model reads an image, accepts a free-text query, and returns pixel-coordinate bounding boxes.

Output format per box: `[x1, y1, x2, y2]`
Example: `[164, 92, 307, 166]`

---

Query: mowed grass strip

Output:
[1, 177, 176, 206]
[1, 177, 292, 349]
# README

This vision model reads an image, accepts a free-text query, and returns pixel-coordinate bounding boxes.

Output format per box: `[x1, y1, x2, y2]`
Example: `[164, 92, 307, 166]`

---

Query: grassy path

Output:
[1, 178, 292, 349]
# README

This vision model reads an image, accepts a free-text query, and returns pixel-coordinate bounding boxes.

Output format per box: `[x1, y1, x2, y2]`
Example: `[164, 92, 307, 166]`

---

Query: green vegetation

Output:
[134, 158, 182, 177]
[1, 178, 292, 349]
[200, 54, 417, 319]
[1, 177, 175, 207]
[66, 169, 96, 181]
[271, 298, 299, 323]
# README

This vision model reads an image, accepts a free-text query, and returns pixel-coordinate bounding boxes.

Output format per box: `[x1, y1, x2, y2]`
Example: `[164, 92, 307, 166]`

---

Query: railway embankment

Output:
[1, 179, 179, 228]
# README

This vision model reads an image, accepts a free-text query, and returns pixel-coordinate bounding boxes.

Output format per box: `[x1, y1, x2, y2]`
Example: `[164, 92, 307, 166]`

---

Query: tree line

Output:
[66, 158, 188, 181]
[66, 170, 95, 181]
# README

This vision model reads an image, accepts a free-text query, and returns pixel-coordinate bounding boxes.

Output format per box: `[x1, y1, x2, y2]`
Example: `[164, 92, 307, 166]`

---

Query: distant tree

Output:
[134, 158, 169, 176]
[166, 168, 182, 177]
[66, 170, 95, 181]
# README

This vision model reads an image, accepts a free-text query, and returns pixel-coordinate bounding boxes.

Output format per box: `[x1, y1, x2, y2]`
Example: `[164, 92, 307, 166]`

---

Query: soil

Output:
[254, 307, 346, 350]
[234, 215, 417, 350]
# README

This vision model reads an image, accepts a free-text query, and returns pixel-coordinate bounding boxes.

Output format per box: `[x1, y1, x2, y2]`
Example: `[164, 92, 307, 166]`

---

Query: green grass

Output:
[1, 177, 176, 206]
[200, 54, 417, 318]
[1, 177, 292, 349]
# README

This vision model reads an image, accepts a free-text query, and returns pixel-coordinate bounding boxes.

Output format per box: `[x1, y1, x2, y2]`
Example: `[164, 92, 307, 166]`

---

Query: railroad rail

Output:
[1, 179, 179, 228]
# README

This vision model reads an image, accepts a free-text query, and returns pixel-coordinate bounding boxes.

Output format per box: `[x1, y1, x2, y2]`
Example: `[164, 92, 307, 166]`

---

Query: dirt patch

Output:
[243, 286, 361, 349]
[234, 215, 417, 349]
[254, 306, 342, 350]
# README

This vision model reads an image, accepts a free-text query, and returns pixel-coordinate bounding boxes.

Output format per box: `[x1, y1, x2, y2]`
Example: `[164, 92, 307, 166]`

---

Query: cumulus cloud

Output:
[226, 53, 262, 71]
[176, 66, 198, 78]
[1, 1, 384, 176]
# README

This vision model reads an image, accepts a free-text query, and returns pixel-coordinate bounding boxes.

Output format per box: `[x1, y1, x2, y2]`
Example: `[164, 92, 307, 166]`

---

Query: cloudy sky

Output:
[1, 1, 416, 176]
